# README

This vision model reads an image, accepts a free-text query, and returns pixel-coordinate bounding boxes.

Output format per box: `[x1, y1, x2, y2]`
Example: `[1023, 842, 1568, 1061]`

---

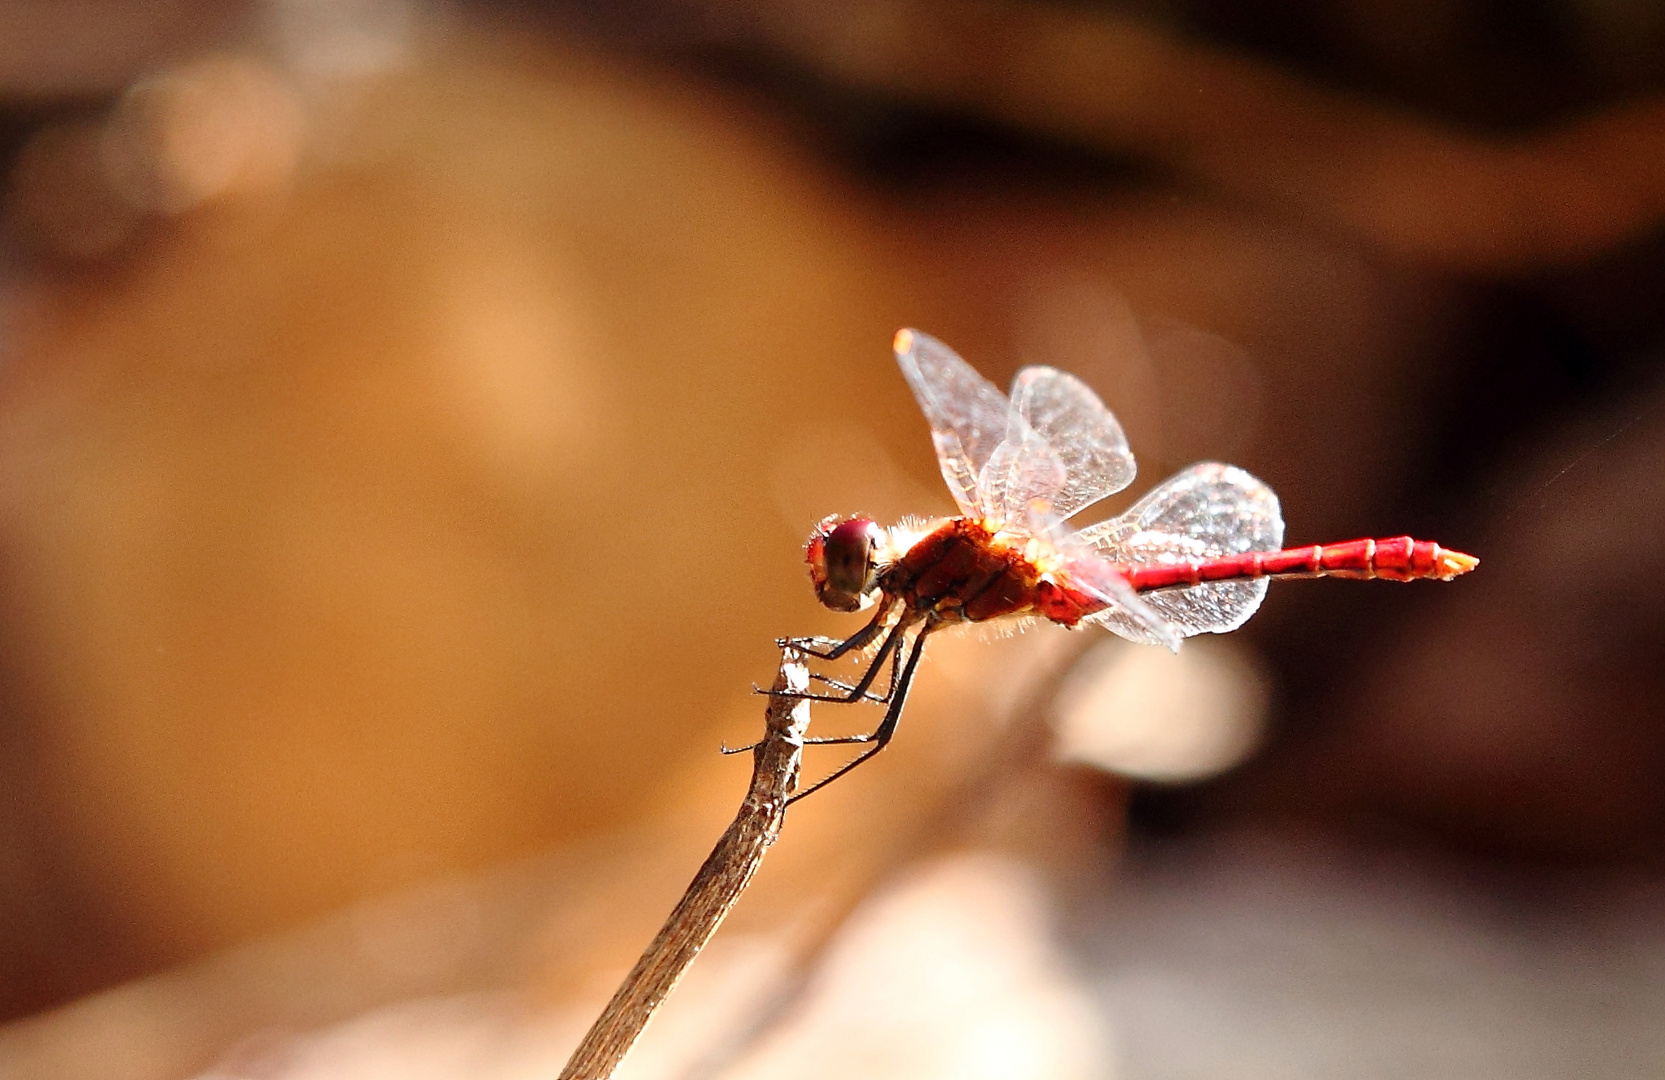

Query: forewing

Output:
[1073, 462, 1284, 639]
[1009, 366, 1136, 520]
[893, 329, 1014, 518]
[977, 408, 1068, 530]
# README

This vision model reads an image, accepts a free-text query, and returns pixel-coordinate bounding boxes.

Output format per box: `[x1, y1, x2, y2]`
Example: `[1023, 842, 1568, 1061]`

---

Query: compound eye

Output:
[824, 518, 881, 597]
[806, 516, 883, 612]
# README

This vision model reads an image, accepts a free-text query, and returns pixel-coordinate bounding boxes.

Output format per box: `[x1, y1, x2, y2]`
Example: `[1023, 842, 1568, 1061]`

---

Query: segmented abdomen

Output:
[1119, 536, 1475, 592]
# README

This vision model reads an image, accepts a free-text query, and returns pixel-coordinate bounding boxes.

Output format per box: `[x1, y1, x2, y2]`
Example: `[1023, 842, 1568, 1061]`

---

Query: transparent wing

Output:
[893, 328, 1065, 527]
[978, 408, 1067, 530]
[1009, 366, 1136, 520]
[1072, 462, 1284, 639]
[893, 329, 1011, 517]
[1061, 548, 1183, 651]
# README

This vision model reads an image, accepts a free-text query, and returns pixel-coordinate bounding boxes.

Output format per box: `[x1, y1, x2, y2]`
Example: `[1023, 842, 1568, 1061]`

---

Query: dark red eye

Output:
[806, 515, 882, 612]
[825, 518, 881, 595]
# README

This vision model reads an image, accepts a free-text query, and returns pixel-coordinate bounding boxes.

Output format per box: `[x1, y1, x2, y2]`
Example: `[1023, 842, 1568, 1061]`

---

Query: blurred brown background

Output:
[1, 1, 1664, 1077]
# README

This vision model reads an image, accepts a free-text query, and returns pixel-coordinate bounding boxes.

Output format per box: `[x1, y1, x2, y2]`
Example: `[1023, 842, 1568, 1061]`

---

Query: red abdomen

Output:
[1119, 536, 1477, 592]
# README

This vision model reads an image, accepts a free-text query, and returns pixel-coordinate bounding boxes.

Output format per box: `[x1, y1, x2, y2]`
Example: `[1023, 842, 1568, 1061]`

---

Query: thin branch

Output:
[671, 634, 1093, 1080]
[557, 646, 812, 1080]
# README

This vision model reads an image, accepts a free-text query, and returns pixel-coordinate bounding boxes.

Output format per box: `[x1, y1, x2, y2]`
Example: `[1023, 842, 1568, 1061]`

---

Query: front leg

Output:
[765, 617, 910, 706]
[778, 599, 896, 661]
[788, 626, 933, 802]
[802, 631, 908, 703]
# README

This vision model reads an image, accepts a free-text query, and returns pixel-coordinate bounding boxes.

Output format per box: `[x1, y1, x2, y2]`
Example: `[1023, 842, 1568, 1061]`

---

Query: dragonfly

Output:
[780, 328, 1476, 801]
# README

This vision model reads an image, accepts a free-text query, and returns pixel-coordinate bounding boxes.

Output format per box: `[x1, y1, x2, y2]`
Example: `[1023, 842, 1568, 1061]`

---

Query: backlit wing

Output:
[894, 328, 1065, 527]
[1009, 366, 1136, 520]
[1060, 548, 1183, 651]
[1073, 462, 1283, 640]
[979, 406, 1067, 530]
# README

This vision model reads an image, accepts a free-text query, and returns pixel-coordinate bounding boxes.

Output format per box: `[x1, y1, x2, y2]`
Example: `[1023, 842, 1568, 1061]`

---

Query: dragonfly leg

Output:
[759, 616, 911, 706]
[727, 686, 903, 752]
[803, 631, 908, 703]
[778, 602, 893, 661]
[788, 628, 931, 803]
[775, 635, 844, 654]
[732, 627, 907, 754]
[802, 674, 885, 704]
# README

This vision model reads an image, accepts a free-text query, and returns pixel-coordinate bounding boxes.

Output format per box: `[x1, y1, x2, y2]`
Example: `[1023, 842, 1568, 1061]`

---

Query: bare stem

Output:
[556, 647, 811, 1080]
[671, 635, 1093, 1080]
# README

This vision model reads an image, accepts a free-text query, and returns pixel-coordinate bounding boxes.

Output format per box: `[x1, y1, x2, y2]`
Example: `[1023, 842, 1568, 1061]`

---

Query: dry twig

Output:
[672, 634, 1093, 1080]
[557, 647, 812, 1080]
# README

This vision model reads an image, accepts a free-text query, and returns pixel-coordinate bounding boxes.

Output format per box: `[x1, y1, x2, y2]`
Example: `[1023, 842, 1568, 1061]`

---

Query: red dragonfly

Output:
[784, 329, 1476, 799]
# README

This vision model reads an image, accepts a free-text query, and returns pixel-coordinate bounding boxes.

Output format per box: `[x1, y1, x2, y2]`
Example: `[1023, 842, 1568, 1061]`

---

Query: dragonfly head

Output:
[806, 514, 884, 612]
